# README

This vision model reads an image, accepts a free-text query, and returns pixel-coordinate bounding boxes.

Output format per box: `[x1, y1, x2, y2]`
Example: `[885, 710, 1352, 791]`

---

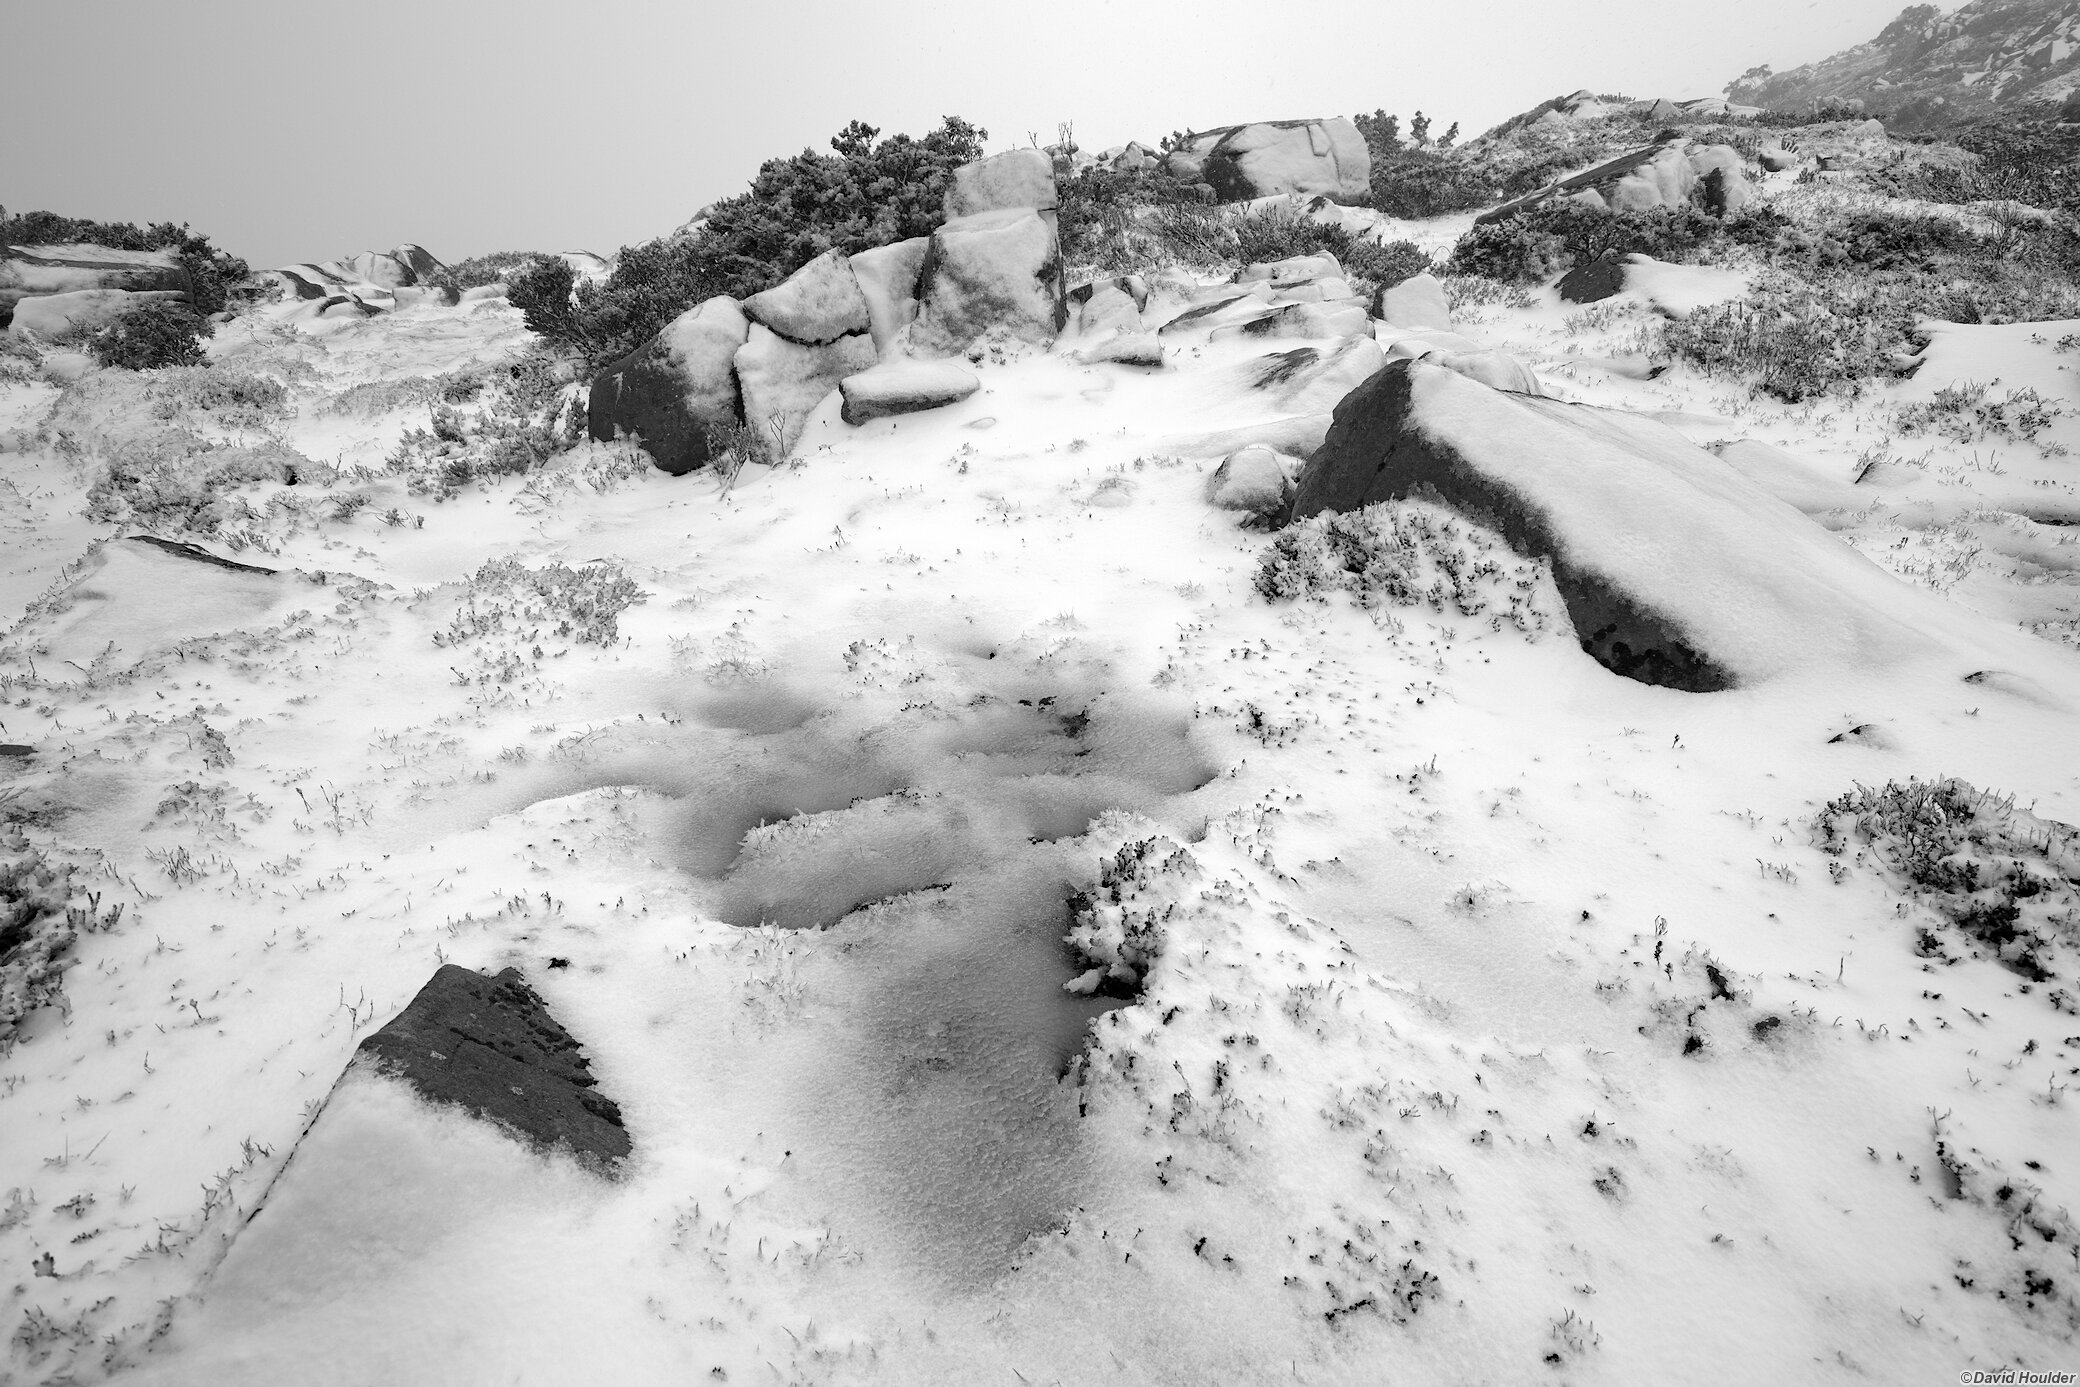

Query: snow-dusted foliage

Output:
[1255, 499, 1561, 635]
[1064, 829, 1199, 996]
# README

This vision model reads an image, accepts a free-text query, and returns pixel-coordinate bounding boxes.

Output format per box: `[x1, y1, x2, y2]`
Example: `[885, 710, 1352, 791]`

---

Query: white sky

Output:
[5, 0, 1913, 269]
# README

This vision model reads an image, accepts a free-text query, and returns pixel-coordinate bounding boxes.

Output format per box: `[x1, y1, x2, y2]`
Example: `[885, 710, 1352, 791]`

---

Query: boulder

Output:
[561, 250, 614, 283]
[1558, 250, 1629, 304]
[1688, 145, 1754, 214]
[1239, 335, 1386, 414]
[1757, 146, 1798, 173]
[1434, 349, 1542, 395]
[741, 250, 871, 345]
[849, 237, 930, 355]
[1237, 253, 1342, 286]
[909, 208, 1066, 358]
[1269, 278, 1358, 305]
[1159, 294, 1279, 337]
[1077, 332, 1165, 367]
[7, 288, 188, 340]
[588, 295, 750, 475]
[353, 964, 630, 1169]
[1180, 118, 1370, 202]
[1375, 325, 1485, 361]
[1, 243, 190, 314]
[1290, 359, 1933, 688]
[1209, 300, 1371, 343]
[945, 148, 1060, 220]
[839, 359, 981, 424]
[1069, 283, 1144, 339]
[1373, 273, 1452, 331]
[735, 323, 877, 454]
[1207, 444, 1297, 514]
[1110, 141, 1159, 173]
[1069, 274, 1151, 312]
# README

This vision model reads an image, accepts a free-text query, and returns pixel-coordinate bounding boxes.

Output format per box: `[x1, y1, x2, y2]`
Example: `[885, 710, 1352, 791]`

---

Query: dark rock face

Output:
[587, 296, 748, 475]
[354, 964, 631, 1171]
[1558, 250, 1629, 304]
[1290, 359, 1734, 692]
[128, 535, 278, 574]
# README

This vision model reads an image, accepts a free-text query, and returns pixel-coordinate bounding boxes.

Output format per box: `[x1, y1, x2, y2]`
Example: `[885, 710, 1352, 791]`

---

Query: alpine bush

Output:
[88, 301, 212, 371]
[0, 209, 251, 314]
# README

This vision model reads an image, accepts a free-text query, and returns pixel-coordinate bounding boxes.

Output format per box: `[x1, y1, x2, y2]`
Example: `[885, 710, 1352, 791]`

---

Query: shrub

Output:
[89, 301, 212, 371]
[0, 209, 251, 314]
[85, 431, 313, 533]
[1056, 162, 1205, 271]
[1, 826, 85, 1050]
[430, 250, 552, 292]
[1446, 202, 1724, 282]
[144, 364, 287, 427]
[1894, 382, 2064, 445]
[437, 557, 649, 650]
[386, 350, 582, 497]
[1255, 499, 1559, 636]
[1369, 148, 1499, 219]
[1661, 271, 1919, 400]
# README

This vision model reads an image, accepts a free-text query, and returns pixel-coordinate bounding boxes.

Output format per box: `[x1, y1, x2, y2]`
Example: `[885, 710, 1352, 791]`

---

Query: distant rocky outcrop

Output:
[353, 964, 630, 1169]
[1476, 138, 1756, 223]
[1163, 118, 1371, 202]
[271, 243, 458, 317]
[1725, 0, 2080, 126]
[1, 243, 192, 335]
[1290, 359, 1933, 689]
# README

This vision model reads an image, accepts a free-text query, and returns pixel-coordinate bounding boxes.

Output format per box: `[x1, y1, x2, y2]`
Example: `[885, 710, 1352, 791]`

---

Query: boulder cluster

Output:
[589, 147, 1067, 472]
[271, 244, 461, 317]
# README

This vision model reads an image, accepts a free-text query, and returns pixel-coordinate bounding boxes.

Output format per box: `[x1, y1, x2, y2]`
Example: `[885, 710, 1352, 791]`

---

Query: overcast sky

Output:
[6, 0, 1911, 270]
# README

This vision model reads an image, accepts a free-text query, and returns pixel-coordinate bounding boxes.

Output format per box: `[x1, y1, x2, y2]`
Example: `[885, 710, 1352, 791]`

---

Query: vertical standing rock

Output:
[909, 208, 1066, 358]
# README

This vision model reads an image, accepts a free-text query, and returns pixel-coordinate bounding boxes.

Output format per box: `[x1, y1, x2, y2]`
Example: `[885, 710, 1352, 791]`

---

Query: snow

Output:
[1, 232, 2078, 1385]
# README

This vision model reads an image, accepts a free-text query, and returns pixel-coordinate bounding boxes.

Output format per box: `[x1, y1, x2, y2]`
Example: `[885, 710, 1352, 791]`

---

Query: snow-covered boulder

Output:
[1167, 118, 1370, 202]
[1208, 300, 1371, 343]
[1077, 331, 1165, 367]
[742, 250, 872, 346]
[944, 148, 1059, 220]
[1237, 253, 1343, 287]
[1, 243, 190, 316]
[1434, 349, 1542, 395]
[1373, 273, 1452, 331]
[1292, 358, 1934, 688]
[838, 359, 980, 424]
[849, 238, 929, 355]
[1558, 250, 1628, 304]
[1068, 283, 1144, 340]
[735, 323, 877, 454]
[1207, 444, 1297, 514]
[587, 295, 749, 474]
[6, 288, 188, 340]
[908, 208, 1066, 358]
[1239, 335, 1386, 414]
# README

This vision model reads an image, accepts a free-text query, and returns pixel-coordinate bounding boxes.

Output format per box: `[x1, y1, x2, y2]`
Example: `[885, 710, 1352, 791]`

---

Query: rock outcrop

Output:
[587, 296, 749, 474]
[1291, 358, 1932, 689]
[354, 964, 630, 1169]
[1477, 139, 1755, 224]
[270, 243, 453, 315]
[7, 288, 189, 340]
[1374, 273, 1452, 332]
[850, 238, 931, 354]
[1164, 118, 1371, 202]
[1, 243, 191, 322]
[909, 208, 1066, 357]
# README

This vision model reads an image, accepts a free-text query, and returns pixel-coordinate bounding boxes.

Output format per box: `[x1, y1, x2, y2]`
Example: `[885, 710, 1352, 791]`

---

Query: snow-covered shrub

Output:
[143, 364, 288, 429]
[1255, 500, 1561, 635]
[1817, 777, 2080, 1002]
[1, 827, 79, 1049]
[89, 301, 211, 371]
[1660, 270, 1917, 401]
[436, 558, 648, 651]
[385, 351, 582, 497]
[85, 430, 315, 535]
[1064, 834, 1199, 998]
[426, 250, 553, 293]
[1894, 382, 2064, 446]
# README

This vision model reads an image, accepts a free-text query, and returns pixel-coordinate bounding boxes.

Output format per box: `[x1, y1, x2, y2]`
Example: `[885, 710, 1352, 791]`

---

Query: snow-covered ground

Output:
[2, 257, 2078, 1385]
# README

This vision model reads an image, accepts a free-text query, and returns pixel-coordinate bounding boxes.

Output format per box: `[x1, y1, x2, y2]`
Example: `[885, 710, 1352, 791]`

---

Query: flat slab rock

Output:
[839, 360, 980, 424]
[353, 964, 630, 1170]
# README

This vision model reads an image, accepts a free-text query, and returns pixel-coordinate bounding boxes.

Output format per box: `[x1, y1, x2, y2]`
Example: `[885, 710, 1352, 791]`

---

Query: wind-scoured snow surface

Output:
[1, 273, 2078, 1385]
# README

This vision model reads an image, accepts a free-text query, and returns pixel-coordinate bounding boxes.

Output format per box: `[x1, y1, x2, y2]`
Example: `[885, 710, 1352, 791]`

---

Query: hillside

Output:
[2, 105, 2079, 1385]
[1728, 0, 2080, 125]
